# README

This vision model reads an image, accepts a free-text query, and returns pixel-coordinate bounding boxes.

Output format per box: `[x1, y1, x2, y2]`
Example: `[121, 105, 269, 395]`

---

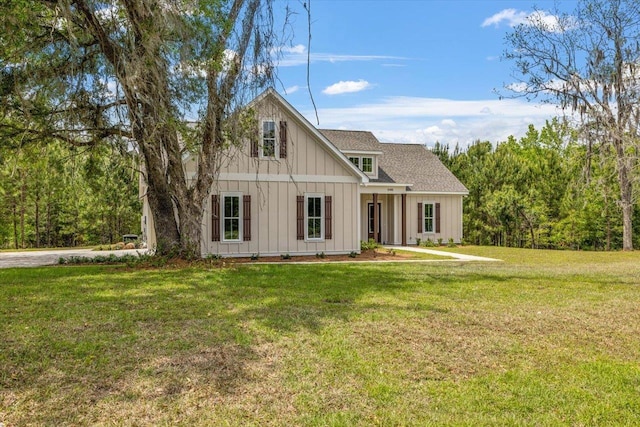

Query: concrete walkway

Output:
[384, 245, 501, 262]
[0, 248, 147, 269]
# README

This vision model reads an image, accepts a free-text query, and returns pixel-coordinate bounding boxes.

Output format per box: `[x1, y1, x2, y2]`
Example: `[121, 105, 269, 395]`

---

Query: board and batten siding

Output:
[203, 181, 358, 256]
[405, 194, 464, 244]
[201, 95, 361, 256]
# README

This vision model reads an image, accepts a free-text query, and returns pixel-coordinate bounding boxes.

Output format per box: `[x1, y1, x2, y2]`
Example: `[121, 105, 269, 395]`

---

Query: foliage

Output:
[504, 0, 640, 249]
[2, 250, 640, 425]
[441, 119, 639, 250]
[0, 0, 289, 257]
[360, 238, 379, 251]
[0, 139, 140, 249]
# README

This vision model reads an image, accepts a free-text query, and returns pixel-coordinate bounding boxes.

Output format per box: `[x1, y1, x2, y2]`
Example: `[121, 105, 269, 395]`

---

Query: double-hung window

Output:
[423, 202, 434, 233]
[306, 194, 324, 240]
[348, 157, 360, 168]
[223, 194, 242, 241]
[262, 120, 276, 157]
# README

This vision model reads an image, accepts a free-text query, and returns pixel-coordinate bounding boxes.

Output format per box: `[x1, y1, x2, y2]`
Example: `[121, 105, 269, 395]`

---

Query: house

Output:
[141, 88, 468, 256]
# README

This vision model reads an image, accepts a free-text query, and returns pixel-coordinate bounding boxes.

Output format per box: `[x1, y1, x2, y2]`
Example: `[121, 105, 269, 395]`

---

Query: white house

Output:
[141, 89, 468, 256]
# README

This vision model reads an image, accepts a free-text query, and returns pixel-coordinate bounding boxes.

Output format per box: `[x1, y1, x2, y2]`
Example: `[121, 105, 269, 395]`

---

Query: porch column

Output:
[401, 193, 407, 246]
[373, 193, 379, 243]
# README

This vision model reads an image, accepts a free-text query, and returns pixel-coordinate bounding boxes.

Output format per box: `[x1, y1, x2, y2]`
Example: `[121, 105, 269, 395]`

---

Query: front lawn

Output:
[1, 248, 639, 425]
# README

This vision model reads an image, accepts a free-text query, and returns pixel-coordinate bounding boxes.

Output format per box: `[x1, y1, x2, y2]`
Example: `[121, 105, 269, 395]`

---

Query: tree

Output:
[1, 0, 286, 256]
[505, 0, 640, 250]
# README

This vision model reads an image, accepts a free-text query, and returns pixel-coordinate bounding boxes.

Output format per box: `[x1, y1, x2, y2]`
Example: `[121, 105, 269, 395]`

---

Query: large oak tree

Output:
[1, 0, 286, 256]
[505, 0, 640, 250]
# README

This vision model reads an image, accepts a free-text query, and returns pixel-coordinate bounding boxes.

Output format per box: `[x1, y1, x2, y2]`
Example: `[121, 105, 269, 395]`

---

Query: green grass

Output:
[1, 248, 640, 425]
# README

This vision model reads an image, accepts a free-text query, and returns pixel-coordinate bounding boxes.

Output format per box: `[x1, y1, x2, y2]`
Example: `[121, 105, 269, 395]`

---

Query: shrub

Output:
[422, 238, 436, 247]
[361, 238, 379, 251]
[281, 253, 291, 260]
[447, 238, 457, 248]
[250, 253, 259, 261]
[415, 237, 421, 246]
[316, 252, 326, 259]
[349, 251, 357, 258]
[437, 238, 443, 246]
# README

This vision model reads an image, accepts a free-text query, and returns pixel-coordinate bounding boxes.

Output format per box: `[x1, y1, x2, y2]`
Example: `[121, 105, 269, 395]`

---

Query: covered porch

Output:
[360, 186, 409, 246]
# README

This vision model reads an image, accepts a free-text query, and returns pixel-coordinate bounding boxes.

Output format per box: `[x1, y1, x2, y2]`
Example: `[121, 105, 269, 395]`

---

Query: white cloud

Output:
[483, 9, 566, 33]
[322, 80, 371, 95]
[275, 44, 407, 67]
[482, 9, 528, 28]
[305, 96, 562, 147]
[284, 85, 300, 94]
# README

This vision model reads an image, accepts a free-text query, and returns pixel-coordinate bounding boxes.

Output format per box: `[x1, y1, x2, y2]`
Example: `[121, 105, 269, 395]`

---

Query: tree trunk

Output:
[617, 147, 634, 251]
[35, 186, 40, 248]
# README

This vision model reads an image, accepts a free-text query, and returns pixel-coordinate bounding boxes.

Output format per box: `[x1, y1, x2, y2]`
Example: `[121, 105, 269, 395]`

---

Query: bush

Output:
[421, 238, 436, 247]
[415, 237, 421, 246]
[349, 251, 357, 258]
[437, 238, 443, 246]
[281, 253, 291, 260]
[361, 238, 379, 251]
[447, 238, 457, 248]
[316, 252, 326, 259]
[250, 253, 259, 261]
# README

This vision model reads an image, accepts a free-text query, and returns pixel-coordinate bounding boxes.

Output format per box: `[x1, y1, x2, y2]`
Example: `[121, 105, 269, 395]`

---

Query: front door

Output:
[367, 202, 382, 243]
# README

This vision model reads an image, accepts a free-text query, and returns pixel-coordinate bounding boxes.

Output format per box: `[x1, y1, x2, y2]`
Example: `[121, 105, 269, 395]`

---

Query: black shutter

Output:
[243, 195, 251, 241]
[212, 195, 220, 241]
[296, 196, 304, 240]
[417, 202, 423, 234]
[325, 196, 332, 240]
[279, 121, 288, 158]
[435, 203, 441, 233]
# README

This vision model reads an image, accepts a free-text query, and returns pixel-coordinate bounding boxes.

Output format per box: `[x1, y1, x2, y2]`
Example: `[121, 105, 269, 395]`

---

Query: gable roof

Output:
[249, 89, 369, 182]
[319, 129, 468, 194]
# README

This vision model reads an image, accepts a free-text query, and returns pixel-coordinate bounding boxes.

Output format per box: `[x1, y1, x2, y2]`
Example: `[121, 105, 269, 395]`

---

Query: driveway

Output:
[0, 248, 147, 269]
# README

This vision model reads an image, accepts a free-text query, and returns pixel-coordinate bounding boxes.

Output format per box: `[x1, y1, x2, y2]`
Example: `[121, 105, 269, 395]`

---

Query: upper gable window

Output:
[262, 121, 276, 157]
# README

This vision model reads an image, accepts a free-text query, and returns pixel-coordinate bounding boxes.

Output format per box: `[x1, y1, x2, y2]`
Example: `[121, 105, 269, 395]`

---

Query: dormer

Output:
[342, 150, 383, 179]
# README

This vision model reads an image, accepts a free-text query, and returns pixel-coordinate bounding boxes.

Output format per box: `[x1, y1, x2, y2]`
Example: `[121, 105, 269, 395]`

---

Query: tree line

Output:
[434, 119, 639, 251]
[0, 141, 140, 249]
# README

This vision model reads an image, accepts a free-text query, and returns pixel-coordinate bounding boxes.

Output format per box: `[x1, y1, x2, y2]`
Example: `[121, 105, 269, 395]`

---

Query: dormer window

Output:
[262, 120, 276, 157]
[361, 157, 373, 173]
[346, 154, 376, 177]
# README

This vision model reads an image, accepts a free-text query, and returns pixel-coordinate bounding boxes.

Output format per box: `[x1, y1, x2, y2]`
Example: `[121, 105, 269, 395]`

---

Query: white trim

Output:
[341, 150, 384, 156]
[221, 192, 243, 242]
[305, 193, 325, 242]
[217, 172, 359, 183]
[409, 191, 469, 196]
[250, 89, 369, 183]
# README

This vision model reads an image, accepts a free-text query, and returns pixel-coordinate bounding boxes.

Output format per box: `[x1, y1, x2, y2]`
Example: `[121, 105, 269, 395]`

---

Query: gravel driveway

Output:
[0, 248, 147, 269]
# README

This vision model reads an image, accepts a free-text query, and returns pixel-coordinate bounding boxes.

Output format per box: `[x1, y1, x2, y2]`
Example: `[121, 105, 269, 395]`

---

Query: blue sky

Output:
[273, 0, 577, 148]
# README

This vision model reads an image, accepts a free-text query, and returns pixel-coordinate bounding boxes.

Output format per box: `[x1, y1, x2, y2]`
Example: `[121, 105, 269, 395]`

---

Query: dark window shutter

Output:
[325, 196, 332, 240]
[251, 138, 258, 157]
[417, 202, 423, 234]
[243, 195, 251, 241]
[279, 121, 288, 158]
[296, 195, 304, 240]
[212, 195, 220, 241]
[435, 202, 441, 233]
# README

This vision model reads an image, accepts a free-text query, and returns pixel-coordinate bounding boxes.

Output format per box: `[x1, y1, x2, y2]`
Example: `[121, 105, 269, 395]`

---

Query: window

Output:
[262, 120, 276, 157]
[424, 202, 434, 233]
[348, 157, 360, 168]
[223, 194, 241, 241]
[306, 194, 323, 240]
[361, 157, 373, 173]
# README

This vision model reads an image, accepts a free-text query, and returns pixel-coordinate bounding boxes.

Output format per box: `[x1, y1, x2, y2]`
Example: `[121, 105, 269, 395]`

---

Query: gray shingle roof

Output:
[319, 129, 381, 151]
[319, 129, 468, 194]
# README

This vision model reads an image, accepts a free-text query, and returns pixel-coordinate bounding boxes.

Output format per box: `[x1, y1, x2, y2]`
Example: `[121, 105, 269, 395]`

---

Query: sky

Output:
[272, 0, 578, 148]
